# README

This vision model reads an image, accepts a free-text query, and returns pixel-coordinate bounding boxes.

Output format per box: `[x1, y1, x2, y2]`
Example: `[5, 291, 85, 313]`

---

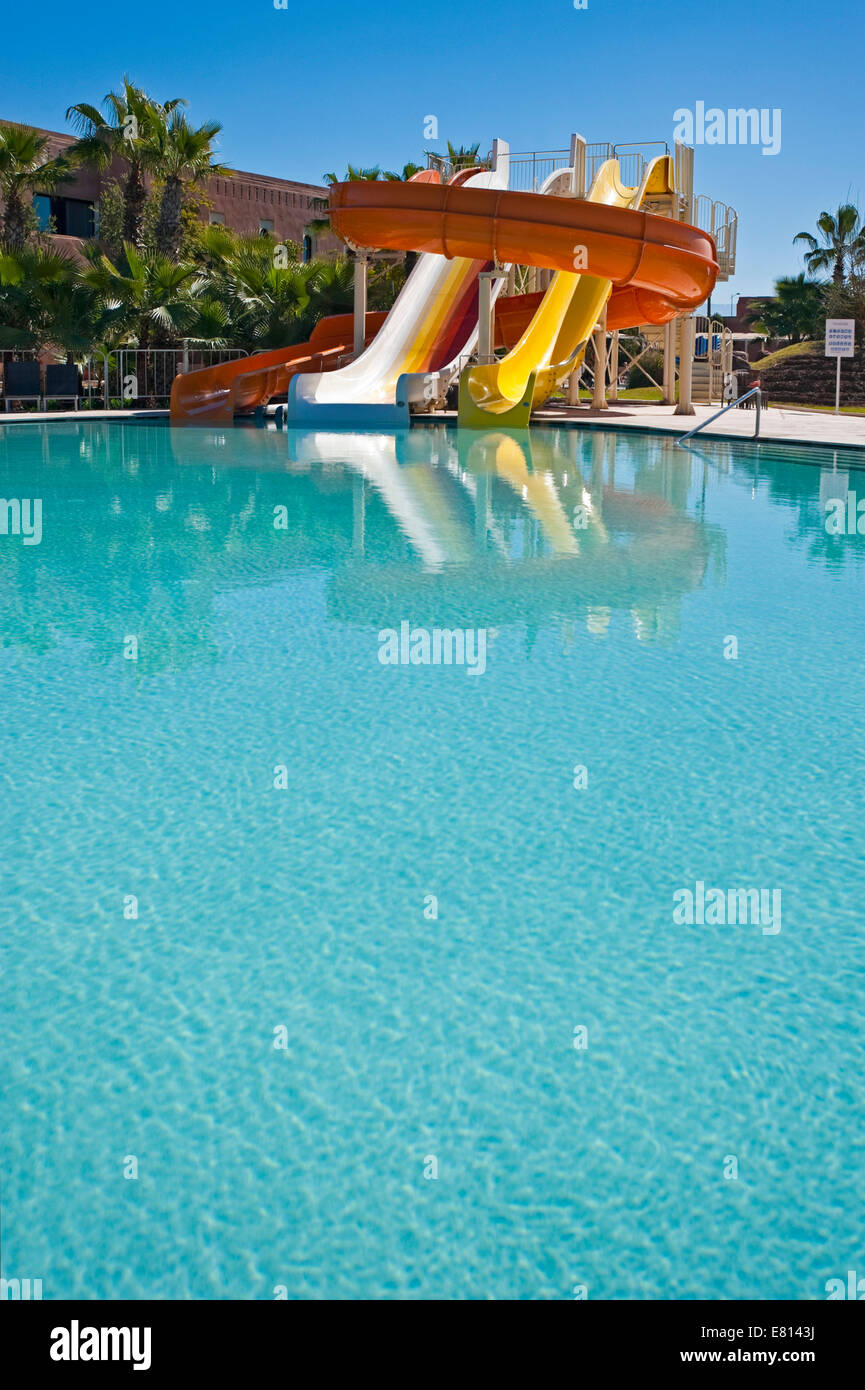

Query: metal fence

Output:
[694, 197, 738, 279]
[508, 150, 571, 193]
[0, 346, 248, 410]
[111, 347, 247, 407]
[508, 141, 671, 194]
[612, 142, 670, 189]
[425, 151, 493, 181]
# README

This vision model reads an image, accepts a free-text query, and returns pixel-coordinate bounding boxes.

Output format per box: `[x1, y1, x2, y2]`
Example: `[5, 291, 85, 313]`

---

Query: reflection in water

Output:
[2, 419, 861, 677]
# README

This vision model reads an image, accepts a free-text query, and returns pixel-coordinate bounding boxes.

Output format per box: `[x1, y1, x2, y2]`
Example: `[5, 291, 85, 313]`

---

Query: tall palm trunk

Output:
[2, 190, 29, 250]
[123, 162, 147, 246]
[155, 176, 184, 260]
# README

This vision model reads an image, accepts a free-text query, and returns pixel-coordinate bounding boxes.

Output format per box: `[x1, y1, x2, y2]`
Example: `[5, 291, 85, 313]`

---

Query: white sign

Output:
[825, 319, 855, 357]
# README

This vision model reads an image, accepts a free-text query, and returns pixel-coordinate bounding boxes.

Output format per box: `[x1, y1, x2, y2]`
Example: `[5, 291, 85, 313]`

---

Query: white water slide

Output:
[286, 143, 513, 427]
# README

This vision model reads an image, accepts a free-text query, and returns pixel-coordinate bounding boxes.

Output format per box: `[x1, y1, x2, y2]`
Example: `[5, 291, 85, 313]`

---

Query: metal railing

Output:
[677, 387, 762, 446]
[695, 196, 738, 278]
[114, 347, 247, 407]
[1, 346, 249, 411]
[507, 150, 570, 192]
[611, 142, 670, 189]
[425, 150, 493, 181]
[692, 316, 733, 402]
[507, 142, 670, 195]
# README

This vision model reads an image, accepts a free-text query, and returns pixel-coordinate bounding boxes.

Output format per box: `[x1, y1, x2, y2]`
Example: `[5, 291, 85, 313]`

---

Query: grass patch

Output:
[754, 340, 818, 370]
[770, 401, 865, 417]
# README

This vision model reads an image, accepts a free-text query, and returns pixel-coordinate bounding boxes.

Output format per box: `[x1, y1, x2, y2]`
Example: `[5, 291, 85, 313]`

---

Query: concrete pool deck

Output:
[1, 400, 864, 452]
[532, 399, 865, 449]
[0, 408, 169, 424]
[417, 399, 865, 450]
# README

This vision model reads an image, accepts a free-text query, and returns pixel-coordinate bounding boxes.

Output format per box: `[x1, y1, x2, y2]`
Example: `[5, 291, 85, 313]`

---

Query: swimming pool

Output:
[1, 419, 863, 1300]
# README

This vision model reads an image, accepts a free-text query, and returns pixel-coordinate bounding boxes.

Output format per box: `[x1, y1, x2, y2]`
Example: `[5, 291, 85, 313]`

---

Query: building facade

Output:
[1, 120, 334, 257]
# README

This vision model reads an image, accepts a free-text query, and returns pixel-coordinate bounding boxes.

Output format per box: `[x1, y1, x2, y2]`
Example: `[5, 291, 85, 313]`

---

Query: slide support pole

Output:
[591, 306, 608, 411]
[478, 270, 505, 365]
[353, 252, 368, 357]
[675, 316, 696, 415]
[663, 319, 676, 404]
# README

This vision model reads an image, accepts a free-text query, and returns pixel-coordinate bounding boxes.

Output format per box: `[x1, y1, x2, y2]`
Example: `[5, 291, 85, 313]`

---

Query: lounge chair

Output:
[44, 363, 81, 411]
[3, 361, 42, 411]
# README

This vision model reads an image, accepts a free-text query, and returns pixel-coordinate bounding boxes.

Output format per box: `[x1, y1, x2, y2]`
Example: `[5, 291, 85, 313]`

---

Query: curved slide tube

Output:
[169, 312, 388, 425]
[327, 168, 718, 426]
[286, 161, 510, 428]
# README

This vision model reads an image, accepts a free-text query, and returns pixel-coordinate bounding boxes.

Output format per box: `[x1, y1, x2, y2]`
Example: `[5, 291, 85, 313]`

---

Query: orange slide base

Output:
[171, 290, 674, 426]
[170, 311, 388, 424]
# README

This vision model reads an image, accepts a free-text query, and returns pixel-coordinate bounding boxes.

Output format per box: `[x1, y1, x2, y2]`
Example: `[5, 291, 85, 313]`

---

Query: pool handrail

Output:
[676, 387, 762, 446]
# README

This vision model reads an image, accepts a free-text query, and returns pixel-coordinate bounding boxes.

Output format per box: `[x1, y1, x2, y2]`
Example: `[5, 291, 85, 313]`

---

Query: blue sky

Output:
[4, 0, 863, 298]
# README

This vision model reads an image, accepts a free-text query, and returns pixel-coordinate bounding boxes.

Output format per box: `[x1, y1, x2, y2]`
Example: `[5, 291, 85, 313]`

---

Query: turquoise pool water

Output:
[1, 419, 863, 1301]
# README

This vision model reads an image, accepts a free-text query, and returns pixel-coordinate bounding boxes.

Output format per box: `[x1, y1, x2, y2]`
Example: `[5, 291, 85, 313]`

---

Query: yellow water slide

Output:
[458, 156, 676, 428]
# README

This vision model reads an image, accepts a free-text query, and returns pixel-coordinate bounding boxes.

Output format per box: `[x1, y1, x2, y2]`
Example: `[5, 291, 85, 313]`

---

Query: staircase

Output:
[691, 358, 712, 403]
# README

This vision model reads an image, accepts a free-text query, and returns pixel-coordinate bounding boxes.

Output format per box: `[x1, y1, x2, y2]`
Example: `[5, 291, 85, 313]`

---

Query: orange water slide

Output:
[169, 311, 388, 424]
[328, 180, 718, 320]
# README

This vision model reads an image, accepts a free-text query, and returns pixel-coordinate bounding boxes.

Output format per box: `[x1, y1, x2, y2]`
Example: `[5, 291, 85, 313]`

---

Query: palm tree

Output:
[423, 141, 484, 178]
[391, 162, 424, 181]
[185, 230, 314, 348]
[183, 297, 233, 348]
[445, 141, 482, 167]
[226, 237, 315, 348]
[324, 165, 384, 185]
[144, 113, 230, 260]
[0, 125, 71, 249]
[34, 280, 125, 360]
[83, 241, 199, 348]
[66, 79, 185, 248]
[794, 205, 865, 285]
[0, 243, 124, 356]
[368, 259, 407, 308]
[745, 274, 825, 342]
[0, 243, 76, 345]
[303, 258, 354, 319]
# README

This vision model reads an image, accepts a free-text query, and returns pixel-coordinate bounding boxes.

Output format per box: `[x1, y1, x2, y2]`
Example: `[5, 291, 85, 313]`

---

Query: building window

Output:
[33, 194, 52, 231]
[259, 219, 274, 236]
[302, 234, 312, 263]
[209, 212, 225, 225]
[33, 194, 95, 238]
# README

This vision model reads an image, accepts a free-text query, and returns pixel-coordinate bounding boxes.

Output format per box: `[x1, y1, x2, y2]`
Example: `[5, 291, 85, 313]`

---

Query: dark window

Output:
[302, 234, 312, 263]
[63, 199, 94, 238]
[33, 195, 95, 238]
[33, 194, 52, 230]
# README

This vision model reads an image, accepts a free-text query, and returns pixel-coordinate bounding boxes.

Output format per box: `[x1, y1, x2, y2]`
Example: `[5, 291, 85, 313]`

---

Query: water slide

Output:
[285, 153, 511, 428]
[169, 311, 388, 424]
[459, 156, 675, 426]
[326, 162, 718, 427]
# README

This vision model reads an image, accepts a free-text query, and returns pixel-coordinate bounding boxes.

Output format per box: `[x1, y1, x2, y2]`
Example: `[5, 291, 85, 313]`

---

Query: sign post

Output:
[824, 319, 856, 414]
